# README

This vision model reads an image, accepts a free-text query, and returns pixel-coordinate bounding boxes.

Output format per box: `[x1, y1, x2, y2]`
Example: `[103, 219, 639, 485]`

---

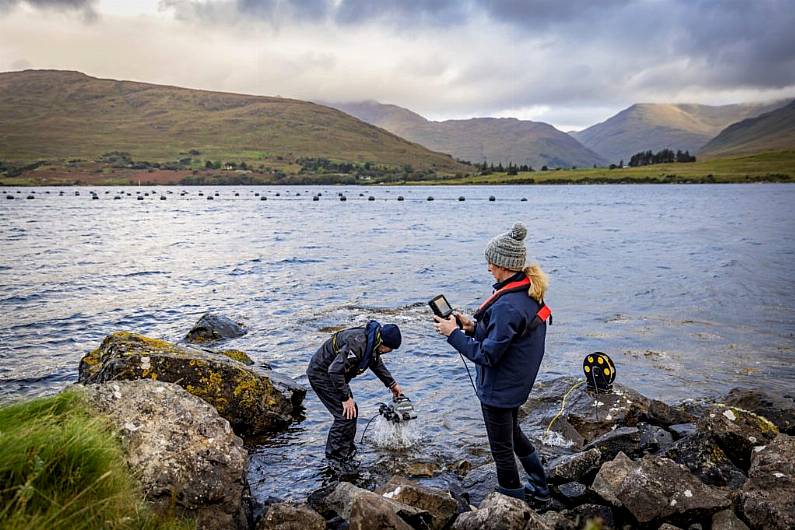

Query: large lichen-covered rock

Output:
[186, 312, 247, 343]
[696, 404, 779, 471]
[77, 380, 249, 530]
[78, 331, 305, 435]
[452, 492, 552, 530]
[723, 388, 795, 435]
[591, 452, 731, 524]
[376, 476, 460, 530]
[738, 433, 795, 530]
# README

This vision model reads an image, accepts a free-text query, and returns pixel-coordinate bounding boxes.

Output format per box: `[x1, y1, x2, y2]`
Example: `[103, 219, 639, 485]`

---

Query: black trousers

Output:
[308, 370, 358, 460]
[481, 403, 536, 489]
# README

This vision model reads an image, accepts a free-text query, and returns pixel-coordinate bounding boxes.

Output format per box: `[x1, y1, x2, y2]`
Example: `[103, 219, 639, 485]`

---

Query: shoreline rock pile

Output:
[292, 378, 793, 530]
[64, 314, 793, 530]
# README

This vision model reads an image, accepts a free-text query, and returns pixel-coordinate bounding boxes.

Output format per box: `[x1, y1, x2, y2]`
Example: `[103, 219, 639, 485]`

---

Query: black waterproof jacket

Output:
[307, 327, 396, 401]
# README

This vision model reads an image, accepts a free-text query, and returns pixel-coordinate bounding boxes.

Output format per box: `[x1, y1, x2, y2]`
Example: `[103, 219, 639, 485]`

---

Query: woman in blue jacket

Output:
[434, 222, 551, 501]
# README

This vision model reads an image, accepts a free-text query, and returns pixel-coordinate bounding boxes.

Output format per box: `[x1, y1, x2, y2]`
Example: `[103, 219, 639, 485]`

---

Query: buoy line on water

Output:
[13, 193, 533, 202]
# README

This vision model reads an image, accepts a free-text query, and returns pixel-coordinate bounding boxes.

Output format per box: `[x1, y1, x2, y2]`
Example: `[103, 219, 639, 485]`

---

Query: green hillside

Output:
[700, 100, 795, 157]
[330, 100, 607, 168]
[572, 101, 789, 164]
[0, 70, 468, 174]
[410, 150, 794, 184]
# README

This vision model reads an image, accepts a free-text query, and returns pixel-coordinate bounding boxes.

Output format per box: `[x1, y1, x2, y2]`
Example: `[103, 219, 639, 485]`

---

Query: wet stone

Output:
[670, 423, 697, 439]
[724, 388, 795, 435]
[460, 464, 497, 506]
[256, 503, 325, 530]
[376, 476, 459, 530]
[548, 448, 601, 484]
[697, 404, 779, 471]
[583, 426, 642, 462]
[317, 481, 432, 529]
[711, 509, 750, 530]
[639, 423, 675, 453]
[452, 492, 551, 530]
[186, 312, 247, 343]
[555, 482, 588, 504]
[662, 432, 747, 489]
[738, 433, 795, 530]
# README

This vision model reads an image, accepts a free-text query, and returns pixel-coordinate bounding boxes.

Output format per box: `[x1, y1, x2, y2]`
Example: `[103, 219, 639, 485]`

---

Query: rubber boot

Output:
[495, 485, 526, 500]
[518, 451, 551, 501]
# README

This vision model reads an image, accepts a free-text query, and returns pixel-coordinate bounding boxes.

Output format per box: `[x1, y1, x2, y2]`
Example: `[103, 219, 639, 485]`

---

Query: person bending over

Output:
[434, 222, 551, 501]
[306, 320, 403, 473]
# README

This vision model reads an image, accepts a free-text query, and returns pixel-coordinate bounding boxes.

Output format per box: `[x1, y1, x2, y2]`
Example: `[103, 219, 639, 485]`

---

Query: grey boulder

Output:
[317, 481, 431, 529]
[376, 476, 460, 530]
[548, 448, 601, 484]
[256, 503, 325, 530]
[662, 432, 747, 489]
[738, 433, 795, 530]
[591, 452, 730, 524]
[452, 492, 551, 530]
[78, 380, 248, 530]
[696, 405, 779, 471]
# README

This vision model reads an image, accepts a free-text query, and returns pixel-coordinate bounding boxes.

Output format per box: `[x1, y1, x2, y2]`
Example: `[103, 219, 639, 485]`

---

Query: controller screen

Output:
[434, 297, 452, 316]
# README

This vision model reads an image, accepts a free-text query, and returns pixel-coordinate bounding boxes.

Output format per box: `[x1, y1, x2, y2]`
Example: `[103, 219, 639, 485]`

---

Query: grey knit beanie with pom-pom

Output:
[484, 222, 528, 271]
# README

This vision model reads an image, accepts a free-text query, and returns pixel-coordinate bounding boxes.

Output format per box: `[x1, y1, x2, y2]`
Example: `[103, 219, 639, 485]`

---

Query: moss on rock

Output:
[78, 331, 305, 436]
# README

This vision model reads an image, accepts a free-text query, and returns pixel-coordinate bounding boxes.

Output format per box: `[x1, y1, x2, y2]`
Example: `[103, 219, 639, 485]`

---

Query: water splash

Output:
[367, 416, 422, 450]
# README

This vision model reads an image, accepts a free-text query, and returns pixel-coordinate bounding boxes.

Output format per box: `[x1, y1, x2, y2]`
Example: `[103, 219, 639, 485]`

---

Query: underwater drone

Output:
[378, 395, 418, 424]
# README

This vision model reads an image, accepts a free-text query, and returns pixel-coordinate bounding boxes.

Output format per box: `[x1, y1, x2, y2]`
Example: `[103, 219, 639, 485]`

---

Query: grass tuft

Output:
[0, 388, 194, 530]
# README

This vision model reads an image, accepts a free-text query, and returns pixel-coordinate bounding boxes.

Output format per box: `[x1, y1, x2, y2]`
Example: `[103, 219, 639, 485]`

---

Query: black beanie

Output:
[381, 324, 402, 349]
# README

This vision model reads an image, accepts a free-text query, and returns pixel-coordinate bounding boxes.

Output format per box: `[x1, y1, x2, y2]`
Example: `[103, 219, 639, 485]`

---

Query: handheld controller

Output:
[428, 294, 463, 328]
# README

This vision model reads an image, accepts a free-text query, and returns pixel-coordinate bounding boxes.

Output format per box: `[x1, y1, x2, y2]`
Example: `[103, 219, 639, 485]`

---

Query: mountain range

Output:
[0, 70, 466, 173]
[330, 101, 607, 168]
[571, 101, 790, 163]
[1, 70, 792, 175]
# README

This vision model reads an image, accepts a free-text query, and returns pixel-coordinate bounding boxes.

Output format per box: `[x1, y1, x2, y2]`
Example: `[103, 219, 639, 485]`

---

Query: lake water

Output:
[1, 184, 794, 502]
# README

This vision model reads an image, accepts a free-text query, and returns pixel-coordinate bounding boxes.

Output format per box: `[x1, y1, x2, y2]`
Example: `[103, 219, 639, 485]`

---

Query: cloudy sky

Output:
[1, 0, 794, 130]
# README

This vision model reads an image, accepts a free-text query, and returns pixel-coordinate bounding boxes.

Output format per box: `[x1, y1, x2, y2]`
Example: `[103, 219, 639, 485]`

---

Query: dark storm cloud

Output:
[167, 0, 794, 94]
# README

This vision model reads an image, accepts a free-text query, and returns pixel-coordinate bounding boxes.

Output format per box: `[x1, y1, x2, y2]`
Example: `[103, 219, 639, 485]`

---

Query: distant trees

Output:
[477, 161, 534, 175]
[628, 149, 696, 167]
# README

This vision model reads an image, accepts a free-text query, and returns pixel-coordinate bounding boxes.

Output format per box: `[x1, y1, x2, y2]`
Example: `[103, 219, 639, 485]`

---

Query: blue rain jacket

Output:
[447, 273, 547, 408]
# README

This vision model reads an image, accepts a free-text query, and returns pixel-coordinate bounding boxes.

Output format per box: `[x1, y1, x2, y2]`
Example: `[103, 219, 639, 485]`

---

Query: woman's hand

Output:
[433, 315, 459, 337]
[390, 382, 403, 398]
[342, 397, 357, 419]
[454, 311, 475, 333]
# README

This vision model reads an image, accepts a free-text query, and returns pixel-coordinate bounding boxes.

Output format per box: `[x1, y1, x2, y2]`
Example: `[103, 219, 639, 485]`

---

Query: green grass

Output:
[408, 150, 795, 184]
[0, 389, 194, 530]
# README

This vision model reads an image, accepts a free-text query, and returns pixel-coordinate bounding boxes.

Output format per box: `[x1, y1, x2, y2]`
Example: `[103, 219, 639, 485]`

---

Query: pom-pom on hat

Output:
[484, 222, 528, 271]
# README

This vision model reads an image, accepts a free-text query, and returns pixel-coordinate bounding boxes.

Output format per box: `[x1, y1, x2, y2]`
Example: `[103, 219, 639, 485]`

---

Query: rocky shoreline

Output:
[68, 313, 794, 530]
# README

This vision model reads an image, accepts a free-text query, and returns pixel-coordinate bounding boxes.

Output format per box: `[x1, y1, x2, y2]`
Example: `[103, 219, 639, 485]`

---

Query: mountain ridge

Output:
[571, 101, 790, 163]
[0, 69, 468, 174]
[699, 99, 795, 157]
[329, 100, 607, 168]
